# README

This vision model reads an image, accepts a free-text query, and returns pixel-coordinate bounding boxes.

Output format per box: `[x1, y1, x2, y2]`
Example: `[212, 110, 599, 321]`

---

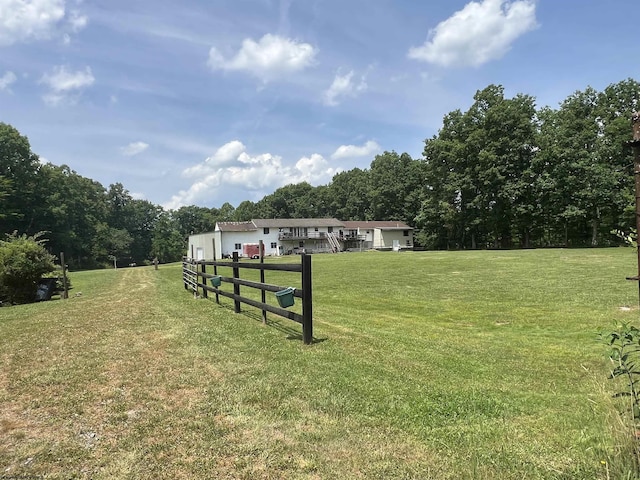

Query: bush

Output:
[0, 232, 56, 304]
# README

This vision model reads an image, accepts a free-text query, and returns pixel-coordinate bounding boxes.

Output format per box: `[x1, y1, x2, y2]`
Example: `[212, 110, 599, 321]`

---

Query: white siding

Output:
[187, 232, 215, 259]
[376, 229, 413, 249]
[258, 227, 282, 256]
[218, 231, 260, 258]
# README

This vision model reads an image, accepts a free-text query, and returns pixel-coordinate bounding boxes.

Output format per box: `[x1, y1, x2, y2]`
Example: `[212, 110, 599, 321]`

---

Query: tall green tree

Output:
[369, 151, 423, 225]
[256, 182, 318, 218]
[233, 200, 258, 221]
[37, 164, 108, 268]
[126, 199, 162, 263]
[594, 79, 640, 235]
[418, 85, 539, 248]
[418, 109, 470, 249]
[173, 205, 216, 236]
[326, 168, 372, 221]
[0, 123, 42, 234]
[540, 82, 639, 247]
[151, 212, 185, 262]
[104, 183, 161, 263]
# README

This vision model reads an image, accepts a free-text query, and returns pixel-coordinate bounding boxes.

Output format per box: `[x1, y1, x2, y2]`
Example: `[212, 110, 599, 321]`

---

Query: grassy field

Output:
[1, 248, 639, 479]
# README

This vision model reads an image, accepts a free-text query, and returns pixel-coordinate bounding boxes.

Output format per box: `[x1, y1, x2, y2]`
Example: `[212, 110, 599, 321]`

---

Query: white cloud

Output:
[331, 140, 381, 160]
[0, 71, 17, 91]
[207, 33, 317, 81]
[40, 65, 94, 105]
[121, 141, 149, 156]
[408, 0, 538, 68]
[0, 0, 87, 46]
[41, 65, 94, 91]
[68, 10, 87, 31]
[208, 140, 246, 166]
[291, 154, 340, 185]
[323, 70, 368, 106]
[164, 142, 338, 210]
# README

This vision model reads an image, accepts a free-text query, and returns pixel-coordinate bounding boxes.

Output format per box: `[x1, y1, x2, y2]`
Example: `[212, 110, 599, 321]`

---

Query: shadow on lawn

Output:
[214, 301, 327, 344]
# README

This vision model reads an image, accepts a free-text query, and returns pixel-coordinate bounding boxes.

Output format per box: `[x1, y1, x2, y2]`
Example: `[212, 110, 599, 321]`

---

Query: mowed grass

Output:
[1, 248, 638, 479]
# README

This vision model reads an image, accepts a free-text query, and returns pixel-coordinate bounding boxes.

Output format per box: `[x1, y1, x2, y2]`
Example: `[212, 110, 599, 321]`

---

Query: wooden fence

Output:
[182, 250, 313, 344]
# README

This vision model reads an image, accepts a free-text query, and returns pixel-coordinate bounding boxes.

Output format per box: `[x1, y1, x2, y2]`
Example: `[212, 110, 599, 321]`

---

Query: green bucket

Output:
[210, 275, 222, 287]
[275, 287, 295, 308]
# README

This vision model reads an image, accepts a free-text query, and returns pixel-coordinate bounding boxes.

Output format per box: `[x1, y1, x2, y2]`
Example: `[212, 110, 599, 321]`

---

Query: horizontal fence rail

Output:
[182, 247, 313, 344]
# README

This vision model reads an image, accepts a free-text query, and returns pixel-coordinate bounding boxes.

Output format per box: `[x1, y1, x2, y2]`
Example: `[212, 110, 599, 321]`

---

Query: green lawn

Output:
[1, 248, 638, 479]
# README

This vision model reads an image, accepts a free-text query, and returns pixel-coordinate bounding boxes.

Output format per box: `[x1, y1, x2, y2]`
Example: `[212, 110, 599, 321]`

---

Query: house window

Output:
[234, 243, 241, 250]
[314, 227, 318, 231]
[270, 242, 277, 248]
[328, 227, 333, 233]
[406, 240, 411, 246]
[264, 227, 270, 234]
[403, 230, 409, 236]
[299, 241, 304, 247]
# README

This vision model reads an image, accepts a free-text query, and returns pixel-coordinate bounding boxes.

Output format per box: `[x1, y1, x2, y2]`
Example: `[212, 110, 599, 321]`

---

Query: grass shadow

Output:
[205, 296, 327, 344]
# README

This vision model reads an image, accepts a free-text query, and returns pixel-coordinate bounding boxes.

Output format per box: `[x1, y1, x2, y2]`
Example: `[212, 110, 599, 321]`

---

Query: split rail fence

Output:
[182, 249, 313, 344]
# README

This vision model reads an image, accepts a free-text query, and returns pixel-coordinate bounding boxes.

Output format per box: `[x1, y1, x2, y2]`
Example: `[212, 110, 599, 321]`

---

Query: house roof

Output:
[342, 221, 413, 230]
[216, 221, 257, 232]
[252, 218, 344, 228]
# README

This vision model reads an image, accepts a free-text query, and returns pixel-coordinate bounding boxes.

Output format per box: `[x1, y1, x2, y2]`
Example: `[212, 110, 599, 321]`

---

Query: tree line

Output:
[1, 78, 638, 268]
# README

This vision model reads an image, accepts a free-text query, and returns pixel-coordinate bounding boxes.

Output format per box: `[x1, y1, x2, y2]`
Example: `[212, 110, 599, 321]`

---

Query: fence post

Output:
[212, 238, 219, 304]
[201, 261, 208, 299]
[183, 258, 188, 290]
[232, 251, 241, 313]
[302, 253, 312, 345]
[192, 260, 198, 299]
[260, 240, 267, 325]
[60, 252, 69, 299]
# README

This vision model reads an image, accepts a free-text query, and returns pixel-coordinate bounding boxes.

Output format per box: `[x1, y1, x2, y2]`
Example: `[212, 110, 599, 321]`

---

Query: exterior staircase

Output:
[326, 232, 342, 253]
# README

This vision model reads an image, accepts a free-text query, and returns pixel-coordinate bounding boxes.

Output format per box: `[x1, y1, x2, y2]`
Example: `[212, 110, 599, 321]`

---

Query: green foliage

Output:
[37, 164, 109, 268]
[0, 231, 56, 304]
[1, 77, 639, 266]
[612, 228, 638, 248]
[326, 168, 372, 220]
[0, 123, 41, 234]
[151, 212, 186, 262]
[173, 205, 217, 236]
[602, 323, 640, 467]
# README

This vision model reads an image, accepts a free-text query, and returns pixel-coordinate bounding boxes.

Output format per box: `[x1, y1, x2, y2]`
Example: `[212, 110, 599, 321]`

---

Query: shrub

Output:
[0, 232, 56, 304]
[602, 323, 640, 469]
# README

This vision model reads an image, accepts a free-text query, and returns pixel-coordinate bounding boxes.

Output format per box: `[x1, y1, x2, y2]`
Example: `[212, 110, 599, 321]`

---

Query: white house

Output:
[342, 221, 414, 251]
[187, 218, 414, 259]
[188, 218, 345, 260]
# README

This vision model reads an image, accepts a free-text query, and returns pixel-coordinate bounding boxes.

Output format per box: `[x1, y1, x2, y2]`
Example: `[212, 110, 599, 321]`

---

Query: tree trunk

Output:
[591, 206, 600, 247]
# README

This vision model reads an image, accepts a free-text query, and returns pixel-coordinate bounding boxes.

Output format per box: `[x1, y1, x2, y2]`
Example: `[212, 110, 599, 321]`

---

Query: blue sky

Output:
[1, 0, 638, 210]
